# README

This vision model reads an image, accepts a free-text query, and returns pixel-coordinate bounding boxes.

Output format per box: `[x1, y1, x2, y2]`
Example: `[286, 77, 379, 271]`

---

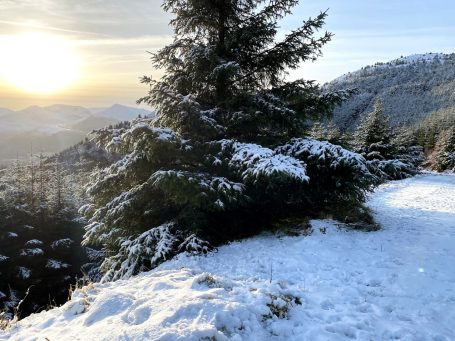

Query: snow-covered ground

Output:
[2, 173, 455, 340]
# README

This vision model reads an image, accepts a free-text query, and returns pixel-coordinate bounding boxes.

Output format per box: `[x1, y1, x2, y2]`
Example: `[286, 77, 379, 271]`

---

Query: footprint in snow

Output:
[122, 306, 152, 325]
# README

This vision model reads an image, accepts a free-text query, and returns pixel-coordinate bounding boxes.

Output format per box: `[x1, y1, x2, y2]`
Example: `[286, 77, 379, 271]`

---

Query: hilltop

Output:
[324, 53, 455, 130]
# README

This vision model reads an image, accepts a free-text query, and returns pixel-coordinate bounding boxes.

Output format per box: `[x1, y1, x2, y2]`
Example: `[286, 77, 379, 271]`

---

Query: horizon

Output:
[1, 0, 454, 109]
[0, 102, 152, 112]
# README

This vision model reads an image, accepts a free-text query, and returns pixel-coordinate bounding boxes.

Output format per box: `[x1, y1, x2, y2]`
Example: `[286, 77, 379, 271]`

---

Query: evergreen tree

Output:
[326, 120, 344, 145]
[353, 100, 393, 160]
[432, 127, 455, 171]
[352, 102, 420, 181]
[391, 125, 424, 168]
[82, 0, 373, 281]
[309, 120, 344, 146]
[0, 159, 89, 319]
[309, 122, 326, 140]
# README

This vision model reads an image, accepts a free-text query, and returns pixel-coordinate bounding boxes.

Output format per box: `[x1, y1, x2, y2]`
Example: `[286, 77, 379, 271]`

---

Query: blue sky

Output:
[0, 0, 454, 108]
[292, 0, 455, 82]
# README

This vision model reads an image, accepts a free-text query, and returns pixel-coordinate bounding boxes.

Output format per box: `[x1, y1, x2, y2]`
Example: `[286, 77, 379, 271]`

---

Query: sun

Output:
[0, 33, 80, 94]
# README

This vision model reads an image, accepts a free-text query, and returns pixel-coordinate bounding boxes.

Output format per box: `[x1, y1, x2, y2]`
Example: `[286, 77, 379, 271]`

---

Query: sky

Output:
[0, 0, 454, 110]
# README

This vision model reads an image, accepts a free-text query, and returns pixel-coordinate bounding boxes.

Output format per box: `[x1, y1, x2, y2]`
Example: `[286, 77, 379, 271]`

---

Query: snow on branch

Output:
[101, 223, 179, 282]
[101, 223, 211, 282]
[220, 140, 309, 183]
[277, 138, 370, 173]
[150, 170, 247, 211]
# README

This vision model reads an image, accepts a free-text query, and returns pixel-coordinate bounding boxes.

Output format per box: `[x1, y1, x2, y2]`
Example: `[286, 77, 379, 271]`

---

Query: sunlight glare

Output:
[0, 33, 80, 93]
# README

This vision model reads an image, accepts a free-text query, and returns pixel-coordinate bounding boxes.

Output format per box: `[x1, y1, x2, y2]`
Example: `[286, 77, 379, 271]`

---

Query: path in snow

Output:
[2, 173, 455, 340]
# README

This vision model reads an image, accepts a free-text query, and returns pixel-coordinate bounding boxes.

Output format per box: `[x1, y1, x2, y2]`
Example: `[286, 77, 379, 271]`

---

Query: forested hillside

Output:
[0, 104, 152, 163]
[0, 139, 113, 319]
[325, 53, 455, 130]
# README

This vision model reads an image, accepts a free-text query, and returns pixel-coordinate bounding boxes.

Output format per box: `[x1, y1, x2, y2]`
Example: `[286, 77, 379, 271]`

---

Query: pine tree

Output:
[326, 120, 343, 145]
[432, 127, 455, 171]
[82, 0, 373, 281]
[309, 122, 326, 140]
[353, 100, 393, 160]
[391, 125, 424, 168]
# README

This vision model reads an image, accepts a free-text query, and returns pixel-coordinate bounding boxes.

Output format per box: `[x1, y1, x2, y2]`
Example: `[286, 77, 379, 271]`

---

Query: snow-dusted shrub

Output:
[215, 140, 310, 212]
[367, 159, 416, 182]
[277, 138, 375, 206]
[101, 223, 210, 282]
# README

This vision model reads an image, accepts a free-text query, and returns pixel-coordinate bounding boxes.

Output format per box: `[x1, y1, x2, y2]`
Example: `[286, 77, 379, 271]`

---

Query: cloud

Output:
[0, 0, 171, 39]
[0, 20, 111, 37]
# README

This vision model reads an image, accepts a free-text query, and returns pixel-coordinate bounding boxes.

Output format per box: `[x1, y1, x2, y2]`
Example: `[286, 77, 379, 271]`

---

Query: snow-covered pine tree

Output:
[353, 100, 418, 180]
[82, 0, 373, 281]
[309, 120, 345, 146]
[309, 122, 326, 140]
[353, 100, 393, 160]
[391, 125, 424, 169]
[431, 127, 455, 172]
[326, 120, 344, 145]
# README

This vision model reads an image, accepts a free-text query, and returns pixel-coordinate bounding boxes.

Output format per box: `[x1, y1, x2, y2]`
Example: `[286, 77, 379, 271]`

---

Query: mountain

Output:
[0, 104, 154, 163]
[68, 116, 120, 133]
[0, 108, 15, 117]
[93, 104, 152, 121]
[325, 53, 455, 131]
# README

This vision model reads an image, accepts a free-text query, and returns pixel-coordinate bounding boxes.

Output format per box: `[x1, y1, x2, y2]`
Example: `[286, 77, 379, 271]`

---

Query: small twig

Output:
[14, 285, 34, 320]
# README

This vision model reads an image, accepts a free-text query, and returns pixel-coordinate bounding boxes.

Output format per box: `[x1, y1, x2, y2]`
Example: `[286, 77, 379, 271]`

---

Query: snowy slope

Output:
[325, 53, 455, 130]
[2, 174, 455, 340]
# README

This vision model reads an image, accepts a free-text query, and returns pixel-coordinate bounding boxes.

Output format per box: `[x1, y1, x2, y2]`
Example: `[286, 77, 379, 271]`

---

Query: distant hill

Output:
[324, 53, 455, 131]
[91, 104, 152, 121]
[0, 104, 154, 163]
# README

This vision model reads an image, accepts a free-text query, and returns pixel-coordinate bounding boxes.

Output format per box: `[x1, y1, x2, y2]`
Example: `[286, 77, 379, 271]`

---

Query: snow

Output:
[394, 53, 447, 64]
[226, 141, 309, 183]
[19, 248, 44, 256]
[24, 239, 44, 247]
[2, 174, 455, 340]
[277, 138, 369, 172]
[333, 53, 449, 83]
[16, 267, 31, 279]
[51, 238, 74, 249]
[46, 259, 71, 270]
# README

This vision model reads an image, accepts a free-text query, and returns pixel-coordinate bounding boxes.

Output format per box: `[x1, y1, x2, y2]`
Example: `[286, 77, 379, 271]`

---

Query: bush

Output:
[80, 0, 376, 281]
[367, 159, 416, 182]
[277, 138, 375, 208]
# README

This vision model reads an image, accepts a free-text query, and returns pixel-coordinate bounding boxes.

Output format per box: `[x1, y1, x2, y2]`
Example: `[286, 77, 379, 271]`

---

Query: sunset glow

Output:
[0, 33, 80, 93]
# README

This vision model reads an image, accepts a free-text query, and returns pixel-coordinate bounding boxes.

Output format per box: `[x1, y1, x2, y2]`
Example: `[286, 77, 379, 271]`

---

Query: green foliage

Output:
[309, 120, 346, 146]
[351, 100, 421, 180]
[413, 107, 455, 152]
[277, 138, 375, 207]
[353, 100, 394, 160]
[138, 0, 351, 143]
[82, 0, 374, 281]
[430, 127, 455, 172]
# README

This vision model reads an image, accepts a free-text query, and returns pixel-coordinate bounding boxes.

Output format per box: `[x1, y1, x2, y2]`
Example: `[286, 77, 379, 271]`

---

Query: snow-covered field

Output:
[2, 173, 455, 340]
